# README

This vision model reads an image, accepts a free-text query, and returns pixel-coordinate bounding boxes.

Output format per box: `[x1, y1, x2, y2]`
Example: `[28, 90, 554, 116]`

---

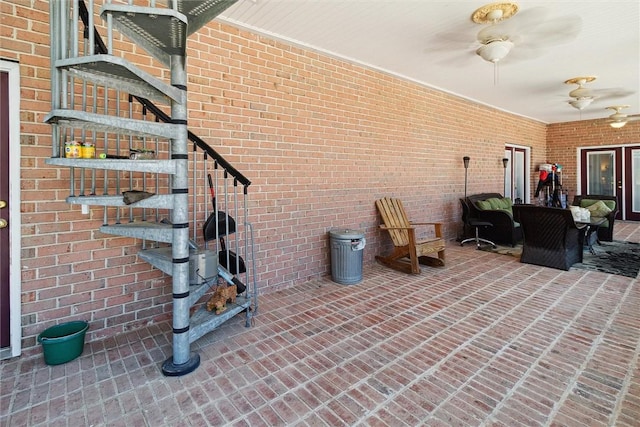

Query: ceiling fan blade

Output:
[590, 88, 636, 101]
[604, 112, 640, 123]
[424, 22, 479, 55]
[475, 9, 556, 42]
[521, 17, 583, 47]
[428, 5, 583, 67]
[472, 6, 581, 65]
[485, 6, 582, 49]
[497, 7, 551, 34]
[499, 44, 545, 64]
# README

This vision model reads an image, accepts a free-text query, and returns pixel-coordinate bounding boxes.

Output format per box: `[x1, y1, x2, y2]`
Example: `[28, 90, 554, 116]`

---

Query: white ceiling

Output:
[218, 0, 640, 124]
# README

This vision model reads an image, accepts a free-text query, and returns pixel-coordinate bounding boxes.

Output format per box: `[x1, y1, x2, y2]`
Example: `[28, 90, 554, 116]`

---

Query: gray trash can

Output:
[329, 228, 365, 285]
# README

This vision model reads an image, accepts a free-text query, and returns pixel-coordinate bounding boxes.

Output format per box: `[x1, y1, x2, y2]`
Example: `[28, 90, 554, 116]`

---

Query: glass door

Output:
[587, 150, 616, 195]
[624, 146, 640, 221]
[580, 147, 623, 219]
[505, 146, 528, 203]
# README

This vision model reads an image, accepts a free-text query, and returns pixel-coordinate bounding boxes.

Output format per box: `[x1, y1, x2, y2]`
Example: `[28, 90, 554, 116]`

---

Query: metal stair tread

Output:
[177, 0, 240, 36]
[44, 110, 180, 140]
[56, 55, 182, 105]
[45, 157, 177, 174]
[100, 4, 188, 67]
[138, 246, 173, 276]
[100, 221, 173, 243]
[66, 194, 174, 209]
[189, 296, 251, 343]
[139, 247, 220, 306]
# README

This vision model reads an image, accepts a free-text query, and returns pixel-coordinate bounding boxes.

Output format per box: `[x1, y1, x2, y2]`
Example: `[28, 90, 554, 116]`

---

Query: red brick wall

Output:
[547, 120, 640, 201]
[189, 21, 550, 284]
[2, 1, 553, 354]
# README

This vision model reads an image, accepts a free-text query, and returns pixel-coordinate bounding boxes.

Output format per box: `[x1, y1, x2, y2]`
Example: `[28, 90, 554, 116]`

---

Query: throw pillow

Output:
[483, 197, 513, 215]
[499, 197, 513, 210]
[570, 206, 591, 222]
[476, 200, 492, 210]
[586, 200, 612, 218]
[581, 199, 616, 211]
[486, 197, 512, 210]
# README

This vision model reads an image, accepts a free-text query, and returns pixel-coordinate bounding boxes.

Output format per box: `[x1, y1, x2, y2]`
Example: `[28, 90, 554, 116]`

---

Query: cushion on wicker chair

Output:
[573, 195, 618, 242]
[467, 193, 521, 247]
[477, 197, 513, 214]
[586, 200, 613, 218]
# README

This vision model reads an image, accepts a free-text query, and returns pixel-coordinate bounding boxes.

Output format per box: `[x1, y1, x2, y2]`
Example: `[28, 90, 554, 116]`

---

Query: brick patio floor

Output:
[2, 222, 639, 426]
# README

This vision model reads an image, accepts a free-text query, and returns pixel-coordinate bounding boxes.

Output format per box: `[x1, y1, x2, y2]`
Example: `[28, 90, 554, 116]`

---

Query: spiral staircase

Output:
[46, 0, 256, 376]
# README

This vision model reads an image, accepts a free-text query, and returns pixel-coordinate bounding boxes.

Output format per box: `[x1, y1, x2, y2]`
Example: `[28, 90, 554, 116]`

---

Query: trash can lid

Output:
[329, 228, 364, 239]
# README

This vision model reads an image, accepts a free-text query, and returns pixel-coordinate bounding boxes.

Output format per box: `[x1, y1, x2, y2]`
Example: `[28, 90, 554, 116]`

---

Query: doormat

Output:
[478, 240, 640, 278]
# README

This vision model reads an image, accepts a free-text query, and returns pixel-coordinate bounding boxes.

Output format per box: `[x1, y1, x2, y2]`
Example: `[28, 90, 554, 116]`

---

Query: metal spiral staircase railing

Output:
[46, 0, 256, 376]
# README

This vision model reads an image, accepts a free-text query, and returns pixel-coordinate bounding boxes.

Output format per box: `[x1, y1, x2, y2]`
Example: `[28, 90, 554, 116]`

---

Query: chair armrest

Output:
[379, 225, 413, 230]
[409, 222, 443, 237]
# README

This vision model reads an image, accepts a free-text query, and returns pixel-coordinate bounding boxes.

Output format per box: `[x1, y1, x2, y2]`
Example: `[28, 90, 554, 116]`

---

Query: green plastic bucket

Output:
[37, 321, 89, 365]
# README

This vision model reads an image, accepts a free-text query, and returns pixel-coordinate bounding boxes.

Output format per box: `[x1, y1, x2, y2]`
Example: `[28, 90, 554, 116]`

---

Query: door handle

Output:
[0, 200, 5, 209]
[0, 219, 7, 229]
[617, 180, 622, 189]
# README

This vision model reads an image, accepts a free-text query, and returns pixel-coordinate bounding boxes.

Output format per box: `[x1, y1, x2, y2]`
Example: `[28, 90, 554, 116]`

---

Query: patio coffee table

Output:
[576, 217, 606, 254]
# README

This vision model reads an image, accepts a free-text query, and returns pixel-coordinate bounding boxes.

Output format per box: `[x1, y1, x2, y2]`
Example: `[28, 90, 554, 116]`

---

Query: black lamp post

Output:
[502, 158, 509, 197]
[463, 156, 470, 199]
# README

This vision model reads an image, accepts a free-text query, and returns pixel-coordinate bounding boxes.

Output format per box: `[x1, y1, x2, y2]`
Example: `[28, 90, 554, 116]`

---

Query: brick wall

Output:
[547, 120, 640, 202]
[187, 21, 550, 284]
[0, 1, 562, 355]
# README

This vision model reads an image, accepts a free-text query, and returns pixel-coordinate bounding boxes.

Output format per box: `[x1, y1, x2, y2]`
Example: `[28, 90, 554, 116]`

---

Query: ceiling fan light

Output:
[476, 40, 514, 63]
[569, 98, 593, 110]
[610, 121, 627, 129]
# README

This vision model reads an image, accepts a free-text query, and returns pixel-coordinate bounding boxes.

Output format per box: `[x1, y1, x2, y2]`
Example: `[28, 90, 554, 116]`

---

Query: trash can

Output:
[329, 228, 365, 285]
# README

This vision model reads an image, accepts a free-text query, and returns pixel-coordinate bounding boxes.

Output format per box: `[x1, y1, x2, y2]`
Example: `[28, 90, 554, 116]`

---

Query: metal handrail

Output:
[77, 0, 251, 189]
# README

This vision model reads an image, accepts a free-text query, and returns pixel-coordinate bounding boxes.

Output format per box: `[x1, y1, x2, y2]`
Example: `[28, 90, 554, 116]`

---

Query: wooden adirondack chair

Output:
[375, 197, 445, 274]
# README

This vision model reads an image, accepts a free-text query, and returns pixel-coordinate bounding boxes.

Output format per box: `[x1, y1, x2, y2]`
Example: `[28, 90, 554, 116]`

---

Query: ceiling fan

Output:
[471, 2, 582, 64]
[603, 105, 640, 129]
[564, 76, 634, 111]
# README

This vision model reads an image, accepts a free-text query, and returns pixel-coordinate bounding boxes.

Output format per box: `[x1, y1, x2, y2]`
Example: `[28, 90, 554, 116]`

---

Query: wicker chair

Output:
[466, 193, 522, 247]
[572, 195, 618, 242]
[512, 205, 585, 271]
[459, 198, 496, 249]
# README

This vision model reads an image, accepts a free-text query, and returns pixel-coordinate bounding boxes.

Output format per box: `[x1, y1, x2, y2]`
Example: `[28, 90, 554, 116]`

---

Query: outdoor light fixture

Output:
[463, 156, 470, 199]
[502, 158, 509, 196]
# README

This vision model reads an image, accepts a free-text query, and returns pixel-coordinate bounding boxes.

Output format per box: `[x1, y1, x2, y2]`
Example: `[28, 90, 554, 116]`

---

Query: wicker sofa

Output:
[512, 205, 585, 271]
[572, 195, 618, 242]
[466, 193, 522, 247]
